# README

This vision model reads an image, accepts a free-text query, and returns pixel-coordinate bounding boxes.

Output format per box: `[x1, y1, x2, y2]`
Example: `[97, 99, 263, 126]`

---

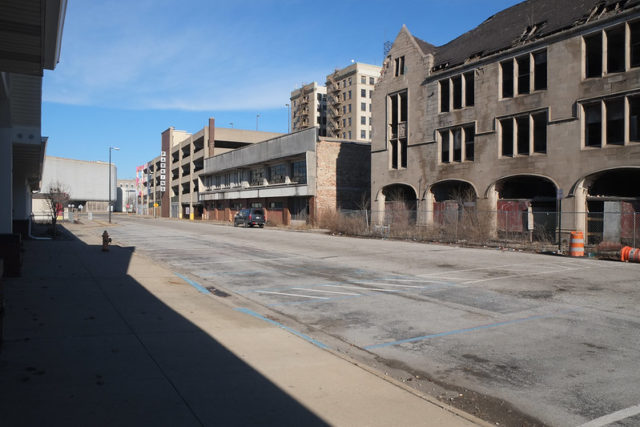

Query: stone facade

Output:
[372, 1, 640, 243]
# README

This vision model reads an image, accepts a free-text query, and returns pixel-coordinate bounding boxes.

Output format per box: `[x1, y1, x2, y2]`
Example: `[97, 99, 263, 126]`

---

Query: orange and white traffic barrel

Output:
[569, 231, 584, 257]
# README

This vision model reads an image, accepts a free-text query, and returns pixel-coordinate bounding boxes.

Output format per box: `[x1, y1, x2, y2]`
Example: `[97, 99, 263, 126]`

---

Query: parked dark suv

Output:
[234, 208, 265, 228]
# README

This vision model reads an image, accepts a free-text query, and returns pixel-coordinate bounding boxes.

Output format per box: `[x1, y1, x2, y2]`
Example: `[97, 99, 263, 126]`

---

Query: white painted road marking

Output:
[352, 281, 430, 289]
[292, 287, 360, 296]
[321, 284, 398, 292]
[256, 290, 328, 299]
[578, 403, 640, 427]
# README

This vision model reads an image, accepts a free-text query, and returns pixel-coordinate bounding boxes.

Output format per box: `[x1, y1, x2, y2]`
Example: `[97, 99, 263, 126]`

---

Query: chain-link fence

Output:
[326, 208, 639, 251]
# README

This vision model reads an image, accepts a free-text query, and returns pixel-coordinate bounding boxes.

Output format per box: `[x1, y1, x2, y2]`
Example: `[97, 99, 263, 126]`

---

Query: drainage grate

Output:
[206, 287, 230, 297]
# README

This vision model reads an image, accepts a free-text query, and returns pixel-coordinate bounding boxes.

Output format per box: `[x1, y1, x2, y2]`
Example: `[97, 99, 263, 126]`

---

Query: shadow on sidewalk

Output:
[0, 225, 328, 426]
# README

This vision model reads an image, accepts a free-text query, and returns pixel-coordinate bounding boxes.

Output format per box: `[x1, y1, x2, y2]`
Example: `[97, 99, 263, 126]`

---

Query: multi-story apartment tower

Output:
[290, 82, 327, 136]
[326, 62, 382, 141]
[371, 0, 640, 244]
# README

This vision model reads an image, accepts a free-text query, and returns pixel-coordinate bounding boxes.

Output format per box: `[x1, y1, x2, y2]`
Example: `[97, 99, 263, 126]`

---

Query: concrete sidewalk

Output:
[0, 222, 488, 426]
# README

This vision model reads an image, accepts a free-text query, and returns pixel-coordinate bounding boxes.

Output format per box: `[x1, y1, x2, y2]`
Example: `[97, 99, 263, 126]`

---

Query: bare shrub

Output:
[43, 181, 70, 236]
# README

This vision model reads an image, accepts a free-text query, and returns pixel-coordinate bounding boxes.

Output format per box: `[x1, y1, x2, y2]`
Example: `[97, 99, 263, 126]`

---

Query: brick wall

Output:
[316, 140, 370, 212]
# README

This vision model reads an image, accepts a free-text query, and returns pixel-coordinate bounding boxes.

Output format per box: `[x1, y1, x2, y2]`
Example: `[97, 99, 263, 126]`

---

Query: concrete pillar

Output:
[0, 129, 13, 234]
[478, 185, 499, 238]
[573, 183, 588, 235]
[373, 191, 385, 225]
[425, 191, 434, 227]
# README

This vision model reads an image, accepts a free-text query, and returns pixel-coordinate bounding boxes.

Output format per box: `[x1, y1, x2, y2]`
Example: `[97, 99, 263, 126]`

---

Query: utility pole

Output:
[108, 146, 119, 223]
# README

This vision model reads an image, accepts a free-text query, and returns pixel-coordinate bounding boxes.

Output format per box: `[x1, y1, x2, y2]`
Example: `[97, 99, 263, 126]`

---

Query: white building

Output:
[32, 156, 117, 219]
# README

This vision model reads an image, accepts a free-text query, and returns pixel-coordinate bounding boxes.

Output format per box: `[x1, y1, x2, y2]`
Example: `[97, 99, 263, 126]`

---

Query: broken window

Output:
[388, 90, 408, 169]
[452, 75, 463, 109]
[390, 140, 398, 169]
[452, 128, 462, 162]
[585, 32, 603, 78]
[630, 96, 640, 142]
[584, 103, 602, 147]
[606, 98, 624, 145]
[395, 56, 405, 76]
[517, 55, 530, 95]
[606, 26, 625, 73]
[440, 79, 450, 112]
[516, 116, 530, 155]
[501, 118, 514, 156]
[463, 126, 476, 161]
[533, 50, 547, 91]
[501, 60, 514, 98]
[464, 125, 475, 161]
[533, 112, 547, 153]
[464, 71, 474, 106]
[631, 21, 640, 68]
[440, 130, 450, 163]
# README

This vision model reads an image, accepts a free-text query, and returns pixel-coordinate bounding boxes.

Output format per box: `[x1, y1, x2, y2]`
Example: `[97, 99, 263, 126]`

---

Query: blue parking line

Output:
[175, 272, 210, 295]
[364, 311, 572, 350]
[234, 308, 329, 350]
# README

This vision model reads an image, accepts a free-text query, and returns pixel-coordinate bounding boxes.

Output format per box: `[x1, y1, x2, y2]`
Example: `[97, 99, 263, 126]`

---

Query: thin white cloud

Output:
[43, 0, 336, 111]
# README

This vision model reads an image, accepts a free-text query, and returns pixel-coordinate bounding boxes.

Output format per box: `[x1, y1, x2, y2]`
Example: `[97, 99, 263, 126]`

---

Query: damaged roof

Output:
[419, 0, 640, 72]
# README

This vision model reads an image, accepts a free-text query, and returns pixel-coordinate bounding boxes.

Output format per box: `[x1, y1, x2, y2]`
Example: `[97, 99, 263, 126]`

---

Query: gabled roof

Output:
[422, 0, 640, 72]
[414, 37, 437, 56]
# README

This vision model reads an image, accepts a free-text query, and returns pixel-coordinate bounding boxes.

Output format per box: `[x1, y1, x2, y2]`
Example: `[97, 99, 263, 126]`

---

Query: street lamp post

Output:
[108, 146, 119, 223]
[256, 114, 260, 131]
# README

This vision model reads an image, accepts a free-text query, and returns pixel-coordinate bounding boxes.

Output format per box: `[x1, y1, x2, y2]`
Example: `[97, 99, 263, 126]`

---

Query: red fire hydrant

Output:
[102, 230, 112, 252]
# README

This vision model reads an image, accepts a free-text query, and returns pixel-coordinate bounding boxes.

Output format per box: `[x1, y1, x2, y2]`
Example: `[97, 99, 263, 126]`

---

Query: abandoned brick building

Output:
[371, 0, 640, 243]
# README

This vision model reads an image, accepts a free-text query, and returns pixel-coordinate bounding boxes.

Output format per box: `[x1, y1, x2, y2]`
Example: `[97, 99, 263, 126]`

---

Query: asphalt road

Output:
[102, 215, 640, 427]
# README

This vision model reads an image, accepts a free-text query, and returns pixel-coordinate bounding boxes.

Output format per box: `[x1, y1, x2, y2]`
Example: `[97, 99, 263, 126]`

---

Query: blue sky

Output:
[42, 0, 521, 179]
